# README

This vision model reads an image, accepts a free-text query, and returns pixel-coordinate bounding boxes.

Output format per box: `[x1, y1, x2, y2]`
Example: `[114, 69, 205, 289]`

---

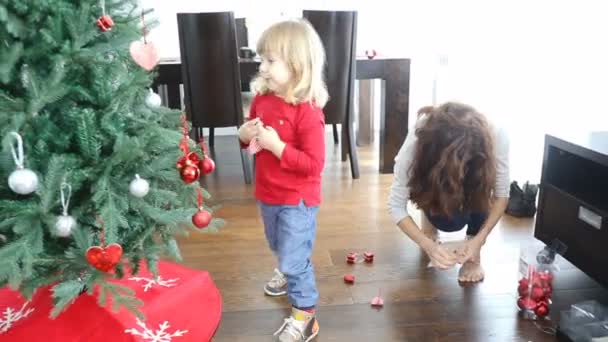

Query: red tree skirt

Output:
[0, 261, 222, 341]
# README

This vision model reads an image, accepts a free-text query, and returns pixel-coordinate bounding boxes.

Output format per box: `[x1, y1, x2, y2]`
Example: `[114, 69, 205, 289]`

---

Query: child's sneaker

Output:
[273, 310, 319, 342]
[264, 268, 288, 296]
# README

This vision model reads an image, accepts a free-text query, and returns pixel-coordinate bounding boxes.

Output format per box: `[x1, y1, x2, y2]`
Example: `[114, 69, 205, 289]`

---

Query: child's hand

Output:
[257, 126, 286, 158]
[238, 118, 261, 144]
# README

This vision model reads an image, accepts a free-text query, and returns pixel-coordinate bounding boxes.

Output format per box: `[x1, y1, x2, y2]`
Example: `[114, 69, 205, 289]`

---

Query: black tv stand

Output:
[535, 132, 608, 288]
[534, 133, 608, 340]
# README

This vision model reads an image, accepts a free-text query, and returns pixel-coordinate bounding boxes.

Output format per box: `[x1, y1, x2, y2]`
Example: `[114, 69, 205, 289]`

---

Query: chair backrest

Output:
[177, 12, 244, 128]
[235, 18, 248, 49]
[303, 10, 357, 125]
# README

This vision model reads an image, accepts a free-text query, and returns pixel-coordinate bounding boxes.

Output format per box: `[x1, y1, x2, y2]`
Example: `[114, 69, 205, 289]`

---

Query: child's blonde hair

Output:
[251, 19, 329, 107]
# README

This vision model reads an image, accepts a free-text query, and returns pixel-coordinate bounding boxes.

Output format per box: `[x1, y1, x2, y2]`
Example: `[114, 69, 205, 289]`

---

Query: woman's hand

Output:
[423, 241, 459, 269]
[454, 237, 484, 263]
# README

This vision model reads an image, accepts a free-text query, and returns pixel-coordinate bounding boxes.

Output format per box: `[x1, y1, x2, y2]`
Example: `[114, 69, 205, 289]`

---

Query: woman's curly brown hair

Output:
[408, 102, 496, 217]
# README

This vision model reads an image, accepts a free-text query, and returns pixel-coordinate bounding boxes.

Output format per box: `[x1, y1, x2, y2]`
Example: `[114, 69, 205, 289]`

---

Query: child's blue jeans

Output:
[259, 200, 319, 309]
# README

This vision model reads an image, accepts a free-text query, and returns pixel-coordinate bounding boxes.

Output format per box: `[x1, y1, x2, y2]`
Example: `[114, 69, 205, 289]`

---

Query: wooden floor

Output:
[177, 134, 605, 342]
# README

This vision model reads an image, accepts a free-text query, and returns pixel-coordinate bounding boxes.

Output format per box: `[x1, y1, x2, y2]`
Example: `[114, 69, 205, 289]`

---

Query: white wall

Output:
[428, 0, 608, 182]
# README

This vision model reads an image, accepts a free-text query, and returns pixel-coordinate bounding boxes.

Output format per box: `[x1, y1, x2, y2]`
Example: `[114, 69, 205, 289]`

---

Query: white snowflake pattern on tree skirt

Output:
[128, 276, 179, 292]
[1, 302, 34, 334]
[125, 318, 188, 341]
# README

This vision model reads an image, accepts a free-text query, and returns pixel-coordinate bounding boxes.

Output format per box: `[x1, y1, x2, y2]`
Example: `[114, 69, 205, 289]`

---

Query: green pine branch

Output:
[40, 154, 67, 213]
[0, 42, 22, 83]
[75, 109, 101, 160]
[50, 279, 86, 318]
[162, 237, 182, 261]
[66, 4, 96, 50]
[20, 64, 41, 115]
[0, 5, 26, 38]
[99, 193, 127, 244]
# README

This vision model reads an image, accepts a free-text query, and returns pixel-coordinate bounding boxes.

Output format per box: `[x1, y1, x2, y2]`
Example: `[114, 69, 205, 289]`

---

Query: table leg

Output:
[378, 60, 410, 174]
[357, 80, 374, 146]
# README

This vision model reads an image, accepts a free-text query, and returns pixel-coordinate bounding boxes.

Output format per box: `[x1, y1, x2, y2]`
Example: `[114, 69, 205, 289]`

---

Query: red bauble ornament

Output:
[200, 157, 215, 174]
[518, 283, 530, 297]
[177, 151, 200, 170]
[518, 278, 529, 288]
[535, 302, 550, 317]
[180, 165, 200, 184]
[343, 274, 355, 284]
[85, 243, 123, 272]
[538, 271, 553, 287]
[517, 297, 526, 310]
[96, 15, 114, 32]
[531, 276, 543, 288]
[177, 152, 201, 183]
[192, 208, 212, 228]
[518, 297, 537, 310]
[530, 286, 545, 301]
[543, 286, 553, 298]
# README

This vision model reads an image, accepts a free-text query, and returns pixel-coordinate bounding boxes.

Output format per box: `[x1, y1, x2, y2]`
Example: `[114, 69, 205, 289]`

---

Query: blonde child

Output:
[238, 19, 328, 341]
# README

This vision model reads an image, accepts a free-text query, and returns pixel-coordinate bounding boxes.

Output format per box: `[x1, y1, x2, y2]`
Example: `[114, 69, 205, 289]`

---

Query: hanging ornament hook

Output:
[60, 182, 72, 216]
[96, 216, 106, 246]
[9, 132, 25, 169]
[101, 0, 106, 16]
[199, 137, 209, 157]
[179, 114, 190, 154]
[197, 187, 204, 210]
[141, 9, 147, 44]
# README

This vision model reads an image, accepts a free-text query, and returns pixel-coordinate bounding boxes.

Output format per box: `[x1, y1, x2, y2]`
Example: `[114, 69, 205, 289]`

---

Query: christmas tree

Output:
[0, 0, 221, 318]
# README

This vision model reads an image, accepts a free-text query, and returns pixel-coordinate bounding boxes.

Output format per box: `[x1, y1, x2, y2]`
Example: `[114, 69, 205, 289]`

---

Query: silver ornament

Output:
[129, 174, 150, 197]
[55, 215, 76, 237]
[54, 182, 76, 237]
[9, 168, 39, 195]
[7, 132, 38, 195]
[145, 88, 162, 108]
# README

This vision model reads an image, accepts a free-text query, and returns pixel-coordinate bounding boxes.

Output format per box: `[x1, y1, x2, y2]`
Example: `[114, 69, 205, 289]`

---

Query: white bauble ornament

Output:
[129, 174, 150, 197]
[55, 215, 77, 237]
[8, 168, 39, 195]
[145, 88, 162, 108]
[7, 132, 38, 195]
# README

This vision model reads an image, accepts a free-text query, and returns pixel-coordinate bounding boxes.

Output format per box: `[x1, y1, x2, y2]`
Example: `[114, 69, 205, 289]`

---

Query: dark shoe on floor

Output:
[505, 181, 538, 217]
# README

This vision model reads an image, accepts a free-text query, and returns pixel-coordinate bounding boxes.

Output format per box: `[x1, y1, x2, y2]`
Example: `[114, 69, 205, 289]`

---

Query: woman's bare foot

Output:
[458, 259, 485, 282]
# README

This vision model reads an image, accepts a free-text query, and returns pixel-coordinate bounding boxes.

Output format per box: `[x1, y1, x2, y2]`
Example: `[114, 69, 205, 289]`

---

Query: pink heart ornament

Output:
[371, 289, 384, 308]
[129, 41, 160, 71]
[247, 137, 262, 155]
[371, 295, 384, 307]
